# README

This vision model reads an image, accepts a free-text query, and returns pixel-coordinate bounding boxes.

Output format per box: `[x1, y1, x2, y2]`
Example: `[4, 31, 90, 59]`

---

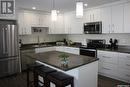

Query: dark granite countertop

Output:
[97, 46, 130, 54]
[25, 51, 98, 71]
[20, 43, 130, 54]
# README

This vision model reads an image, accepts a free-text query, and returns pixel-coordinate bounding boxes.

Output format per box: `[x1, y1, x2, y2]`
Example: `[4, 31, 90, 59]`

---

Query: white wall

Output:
[20, 33, 130, 45]
[19, 29, 66, 44]
[66, 34, 130, 46]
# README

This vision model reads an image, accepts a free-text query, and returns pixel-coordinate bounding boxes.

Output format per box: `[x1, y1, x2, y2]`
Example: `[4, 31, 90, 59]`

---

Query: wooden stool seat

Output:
[34, 66, 57, 87]
[47, 72, 74, 87]
[26, 63, 43, 87]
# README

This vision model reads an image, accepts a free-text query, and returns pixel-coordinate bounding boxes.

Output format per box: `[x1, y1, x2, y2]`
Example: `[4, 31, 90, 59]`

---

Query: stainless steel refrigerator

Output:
[0, 19, 21, 78]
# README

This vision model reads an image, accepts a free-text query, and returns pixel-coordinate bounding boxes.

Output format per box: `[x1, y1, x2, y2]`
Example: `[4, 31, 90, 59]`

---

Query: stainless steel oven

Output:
[80, 39, 106, 57]
[80, 47, 97, 57]
[84, 22, 102, 34]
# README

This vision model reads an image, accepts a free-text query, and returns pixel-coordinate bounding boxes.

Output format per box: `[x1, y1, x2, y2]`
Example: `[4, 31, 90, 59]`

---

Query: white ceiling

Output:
[16, 0, 121, 12]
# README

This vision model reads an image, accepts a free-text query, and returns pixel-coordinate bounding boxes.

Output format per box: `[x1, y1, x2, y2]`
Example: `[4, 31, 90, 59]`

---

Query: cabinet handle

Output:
[90, 15, 91, 22]
[126, 74, 130, 77]
[127, 56, 130, 58]
[103, 67, 111, 70]
[93, 14, 94, 21]
[126, 64, 130, 66]
[109, 24, 111, 33]
[112, 24, 114, 33]
[102, 56, 111, 59]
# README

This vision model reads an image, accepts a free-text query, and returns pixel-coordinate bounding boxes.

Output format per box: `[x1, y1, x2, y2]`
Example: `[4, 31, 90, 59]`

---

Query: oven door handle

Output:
[80, 48, 96, 52]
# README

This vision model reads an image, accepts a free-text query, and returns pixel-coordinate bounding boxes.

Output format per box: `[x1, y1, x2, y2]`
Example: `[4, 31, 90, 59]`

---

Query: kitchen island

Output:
[26, 51, 98, 87]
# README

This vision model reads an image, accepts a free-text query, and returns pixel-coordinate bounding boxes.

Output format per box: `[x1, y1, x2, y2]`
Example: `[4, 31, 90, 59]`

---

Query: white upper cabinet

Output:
[124, 3, 130, 33]
[100, 6, 111, 33]
[101, 4, 124, 33]
[69, 13, 83, 34]
[18, 12, 32, 35]
[49, 14, 65, 34]
[84, 8, 101, 23]
[40, 14, 50, 27]
[111, 4, 124, 33]
[64, 13, 71, 34]
[64, 12, 83, 34]
[18, 12, 24, 35]
[30, 13, 40, 27]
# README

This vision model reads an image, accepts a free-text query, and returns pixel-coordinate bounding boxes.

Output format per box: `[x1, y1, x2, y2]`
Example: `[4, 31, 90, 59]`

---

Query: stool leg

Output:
[27, 68, 29, 87]
[34, 70, 38, 87]
[71, 80, 74, 87]
[44, 78, 50, 87]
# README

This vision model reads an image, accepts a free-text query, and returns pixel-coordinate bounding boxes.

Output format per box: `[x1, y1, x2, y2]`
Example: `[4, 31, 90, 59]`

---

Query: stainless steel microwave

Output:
[84, 22, 102, 34]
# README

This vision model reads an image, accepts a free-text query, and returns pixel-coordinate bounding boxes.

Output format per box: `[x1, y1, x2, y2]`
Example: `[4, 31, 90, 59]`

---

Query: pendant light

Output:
[76, 1, 83, 18]
[51, 0, 57, 21]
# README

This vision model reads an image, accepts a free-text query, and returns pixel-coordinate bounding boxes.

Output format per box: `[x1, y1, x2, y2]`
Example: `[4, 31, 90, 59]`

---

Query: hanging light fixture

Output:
[51, 0, 57, 21]
[76, 1, 83, 18]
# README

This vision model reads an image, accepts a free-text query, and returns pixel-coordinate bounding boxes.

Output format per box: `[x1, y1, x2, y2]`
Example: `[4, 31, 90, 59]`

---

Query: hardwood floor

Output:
[98, 75, 129, 87]
[0, 72, 129, 87]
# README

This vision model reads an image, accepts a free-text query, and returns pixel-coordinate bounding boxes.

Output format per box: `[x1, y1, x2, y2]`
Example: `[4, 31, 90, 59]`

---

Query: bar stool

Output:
[26, 63, 43, 87]
[34, 65, 57, 87]
[47, 72, 74, 87]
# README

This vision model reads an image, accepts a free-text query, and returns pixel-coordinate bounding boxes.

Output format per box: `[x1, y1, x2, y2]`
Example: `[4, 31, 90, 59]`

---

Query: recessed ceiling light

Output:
[84, 3, 88, 7]
[32, 7, 36, 10]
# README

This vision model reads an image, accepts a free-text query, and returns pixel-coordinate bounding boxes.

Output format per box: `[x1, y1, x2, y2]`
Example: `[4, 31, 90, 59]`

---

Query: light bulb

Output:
[76, 1, 83, 18]
[51, 10, 57, 21]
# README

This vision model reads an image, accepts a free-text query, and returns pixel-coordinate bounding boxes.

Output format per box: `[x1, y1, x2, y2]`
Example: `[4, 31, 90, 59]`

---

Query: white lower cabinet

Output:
[117, 68, 130, 82]
[55, 46, 65, 52]
[97, 50, 130, 83]
[99, 62, 118, 76]
[118, 53, 130, 70]
[64, 47, 79, 55]
[35, 46, 79, 55]
[56, 46, 79, 55]
[35, 47, 56, 53]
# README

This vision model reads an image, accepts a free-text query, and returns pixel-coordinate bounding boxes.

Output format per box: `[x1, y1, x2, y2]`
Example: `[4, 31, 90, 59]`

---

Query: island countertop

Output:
[25, 51, 99, 71]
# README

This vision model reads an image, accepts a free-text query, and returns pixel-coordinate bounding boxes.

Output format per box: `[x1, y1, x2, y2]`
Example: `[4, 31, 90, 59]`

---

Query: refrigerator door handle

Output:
[5, 27, 9, 55]
[2, 28, 6, 54]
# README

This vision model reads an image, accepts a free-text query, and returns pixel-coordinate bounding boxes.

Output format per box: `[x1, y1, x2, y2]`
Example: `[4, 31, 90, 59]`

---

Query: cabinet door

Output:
[49, 14, 65, 34]
[40, 14, 50, 27]
[97, 50, 118, 64]
[111, 4, 124, 33]
[18, 12, 24, 35]
[100, 6, 111, 33]
[92, 8, 101, 22]
[30, 13, 40, 27]
[70, 13, 83, 34]
[124, 3, 130, 33]
[118, 53, 130, 70]
[99, 62, 118, 76]
[64, 13, 71, 34]
[23, 12, 32, 34]
[84, 10, 92, 22]
[55, 14, 65, 34]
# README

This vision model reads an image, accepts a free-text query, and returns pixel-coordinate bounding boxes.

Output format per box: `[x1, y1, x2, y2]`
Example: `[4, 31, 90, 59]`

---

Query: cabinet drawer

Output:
[117, 68, 130, 82]
[118, 53, 130, 61]
[97, 50, 118, 64]
[118, 60, 130, 70]
[64, 47, 79, 55]
[55, 46, 65, 52]
[99, 62, 118, 76]
[35, 47, 55, 53]
[118, 53, 130, 70]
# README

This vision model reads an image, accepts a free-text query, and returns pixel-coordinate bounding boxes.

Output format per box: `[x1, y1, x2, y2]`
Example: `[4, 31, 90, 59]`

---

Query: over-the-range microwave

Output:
[84, 22, 102, 34]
